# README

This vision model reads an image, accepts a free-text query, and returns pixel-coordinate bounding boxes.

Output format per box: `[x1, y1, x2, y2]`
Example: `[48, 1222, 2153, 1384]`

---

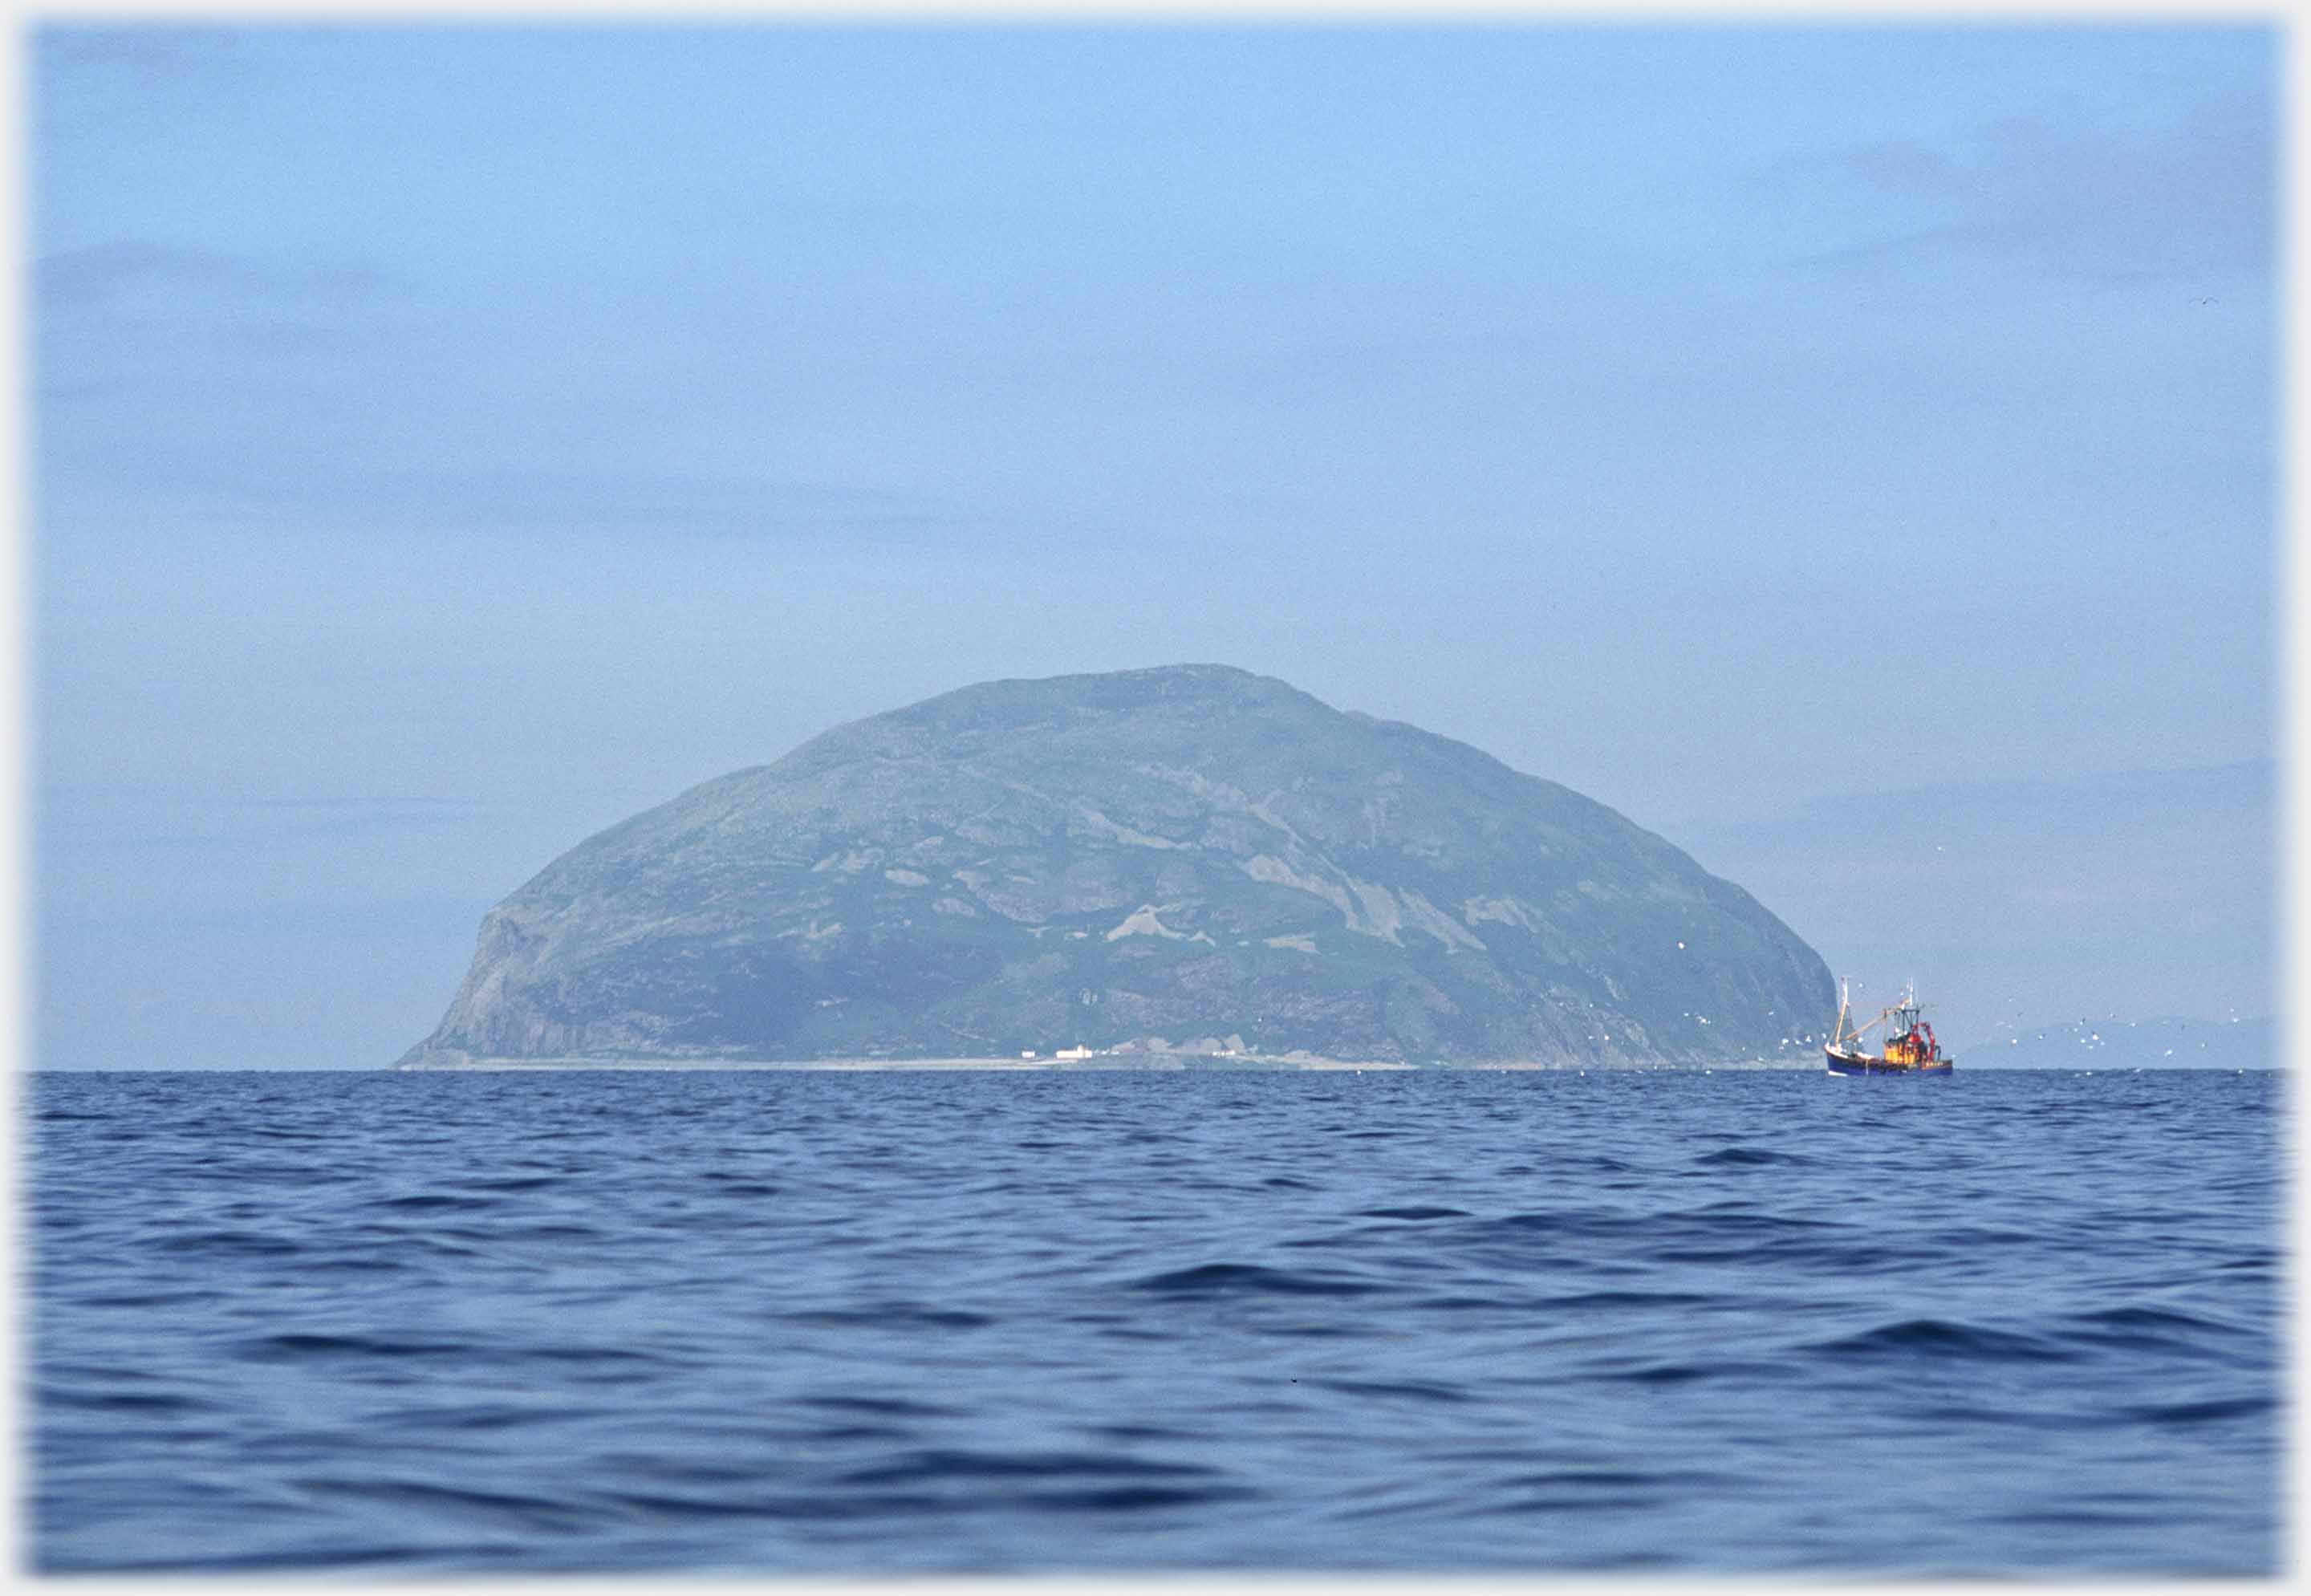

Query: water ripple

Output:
[29, 1067, 2280, 1576]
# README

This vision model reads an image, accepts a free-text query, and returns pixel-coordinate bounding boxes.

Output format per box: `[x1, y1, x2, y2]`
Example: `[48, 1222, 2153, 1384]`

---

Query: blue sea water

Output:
[27, 1066, 2284, 1575]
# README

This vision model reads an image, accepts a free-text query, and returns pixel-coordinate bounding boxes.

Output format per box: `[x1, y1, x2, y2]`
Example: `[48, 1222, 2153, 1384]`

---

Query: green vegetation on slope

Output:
[402, 665, 1834, 1066]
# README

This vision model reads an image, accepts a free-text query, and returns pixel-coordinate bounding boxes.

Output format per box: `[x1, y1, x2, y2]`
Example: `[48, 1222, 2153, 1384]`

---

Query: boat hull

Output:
[1825, 1046, 1954, 1077]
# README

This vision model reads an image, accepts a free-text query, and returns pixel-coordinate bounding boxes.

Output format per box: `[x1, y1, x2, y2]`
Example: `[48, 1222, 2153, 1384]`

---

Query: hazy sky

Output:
[30, 22, 2278, 1068]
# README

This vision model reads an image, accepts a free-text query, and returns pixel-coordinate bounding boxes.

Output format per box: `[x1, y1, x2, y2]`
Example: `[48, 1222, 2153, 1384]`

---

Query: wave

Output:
[1692, 1146, 1811, 1167]
[2121, 1394, 2276, 1427]
[785, 1305, 996, 1330]
[1808, 1318, 2081, 1363]
[1131, 1262, 1394, 1298]
[236, 1332, 477, 1360]
[1356, 1206, 1472, 1220]
[1308, 1378, 1473, 1404]
[835, 1448, 1221, 1486]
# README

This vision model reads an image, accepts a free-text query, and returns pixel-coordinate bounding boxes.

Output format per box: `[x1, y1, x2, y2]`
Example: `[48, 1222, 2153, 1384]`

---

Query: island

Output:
[396, 664, 1834, 1070]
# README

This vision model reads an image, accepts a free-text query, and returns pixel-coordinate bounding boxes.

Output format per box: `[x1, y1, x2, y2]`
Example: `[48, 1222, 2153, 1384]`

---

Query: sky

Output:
[27, 21, 2281, 1069]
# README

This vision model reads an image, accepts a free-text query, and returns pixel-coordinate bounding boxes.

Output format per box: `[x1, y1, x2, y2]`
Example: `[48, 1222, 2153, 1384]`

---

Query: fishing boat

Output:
[1825, 980, 1955, 1076]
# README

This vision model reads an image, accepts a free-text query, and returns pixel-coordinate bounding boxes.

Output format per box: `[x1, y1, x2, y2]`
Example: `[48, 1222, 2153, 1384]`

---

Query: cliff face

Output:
[400, 664, 1834, 1066]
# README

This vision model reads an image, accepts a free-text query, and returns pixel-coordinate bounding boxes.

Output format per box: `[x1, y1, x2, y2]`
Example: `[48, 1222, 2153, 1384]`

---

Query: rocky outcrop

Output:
[399, 664, 1834, 1066]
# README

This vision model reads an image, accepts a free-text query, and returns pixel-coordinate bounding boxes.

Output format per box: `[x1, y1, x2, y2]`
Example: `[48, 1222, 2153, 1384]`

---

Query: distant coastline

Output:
[390, 1051, 1817, 1073]
[394, 1053, 1403, 1072]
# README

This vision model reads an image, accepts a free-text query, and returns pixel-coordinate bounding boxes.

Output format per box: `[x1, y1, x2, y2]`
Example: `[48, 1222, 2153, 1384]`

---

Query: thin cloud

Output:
[360, 467, 989, 545]
[35, 22, 253, 75]
[1775, 94, 2273, 286]
[46, 442, 990, 546]
[33, 23, 267, 149]
[35, 240, 398, 310]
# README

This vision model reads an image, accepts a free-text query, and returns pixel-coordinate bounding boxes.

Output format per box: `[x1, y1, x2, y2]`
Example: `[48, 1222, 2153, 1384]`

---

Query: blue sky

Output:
[30, 22, 2279, 1067]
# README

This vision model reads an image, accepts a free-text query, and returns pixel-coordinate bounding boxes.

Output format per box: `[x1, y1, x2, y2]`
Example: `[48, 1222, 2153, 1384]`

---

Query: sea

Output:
[27, 1066, 2285, 1576]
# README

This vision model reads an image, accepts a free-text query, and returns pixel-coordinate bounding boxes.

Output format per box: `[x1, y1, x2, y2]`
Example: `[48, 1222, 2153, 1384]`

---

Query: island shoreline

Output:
[392, 1053, 1813, 1073]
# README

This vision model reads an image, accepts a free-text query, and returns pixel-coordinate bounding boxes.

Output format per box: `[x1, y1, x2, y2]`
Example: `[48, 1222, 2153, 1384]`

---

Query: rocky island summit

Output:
[400, 665, 1833, 1068]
